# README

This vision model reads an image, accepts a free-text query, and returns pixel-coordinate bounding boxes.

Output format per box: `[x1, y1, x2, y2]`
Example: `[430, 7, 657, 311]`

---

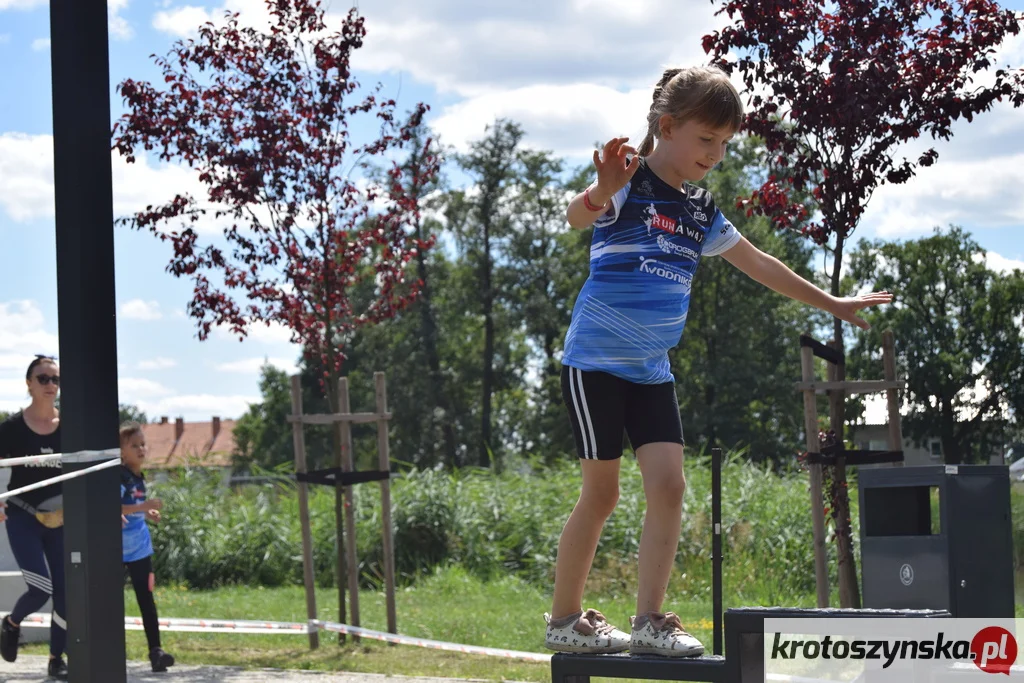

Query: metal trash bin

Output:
[858, 464, 1015, 618]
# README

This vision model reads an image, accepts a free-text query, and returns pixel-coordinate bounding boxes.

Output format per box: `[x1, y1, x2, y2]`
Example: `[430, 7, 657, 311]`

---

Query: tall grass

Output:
[149, 454, 1024, 604]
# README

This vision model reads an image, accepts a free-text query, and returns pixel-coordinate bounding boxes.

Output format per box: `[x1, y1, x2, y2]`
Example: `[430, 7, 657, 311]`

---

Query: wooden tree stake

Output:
[375, 372, 398, 637]
[802, 344, 830, 608]
[290, 375, 319, 650]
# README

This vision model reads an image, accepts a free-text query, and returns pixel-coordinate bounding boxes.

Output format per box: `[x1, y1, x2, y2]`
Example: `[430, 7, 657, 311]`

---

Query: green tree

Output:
[848, 227, 1024, 464]
[119, 403, 148, 425]
[232, 361, 333, 472]
[444, 120, 531, 468]
[502, 151, 591, 462]
[670, 136, 818, 465]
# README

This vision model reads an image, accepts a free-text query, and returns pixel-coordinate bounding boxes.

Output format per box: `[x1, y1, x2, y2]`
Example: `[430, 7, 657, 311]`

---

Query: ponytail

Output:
[637, 65, 743, 156]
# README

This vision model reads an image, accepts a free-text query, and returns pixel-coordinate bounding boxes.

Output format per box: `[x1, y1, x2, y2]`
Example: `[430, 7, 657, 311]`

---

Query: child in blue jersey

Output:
[544, 65, 893, 657]
[119, 422, 175, 673]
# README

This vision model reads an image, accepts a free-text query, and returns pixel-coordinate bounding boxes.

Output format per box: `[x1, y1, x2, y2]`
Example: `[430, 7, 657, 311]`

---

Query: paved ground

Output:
[0, 656, 489, 683]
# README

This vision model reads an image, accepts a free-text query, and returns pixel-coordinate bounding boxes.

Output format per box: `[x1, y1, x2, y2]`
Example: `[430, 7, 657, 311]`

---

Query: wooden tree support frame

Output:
[289, 371, 397, 650]
[796, 329, 906, 609]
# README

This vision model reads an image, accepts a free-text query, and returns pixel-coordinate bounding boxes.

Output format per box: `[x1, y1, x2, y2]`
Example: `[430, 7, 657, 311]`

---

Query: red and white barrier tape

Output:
[313, 619, 552, 663]
[0, 458, 121, 503]
[20, 613, 310, 635]
[20, 613, 552, 662]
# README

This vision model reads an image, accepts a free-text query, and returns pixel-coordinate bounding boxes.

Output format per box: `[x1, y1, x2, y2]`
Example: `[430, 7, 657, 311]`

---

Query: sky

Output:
[0, 0, 1022, 421]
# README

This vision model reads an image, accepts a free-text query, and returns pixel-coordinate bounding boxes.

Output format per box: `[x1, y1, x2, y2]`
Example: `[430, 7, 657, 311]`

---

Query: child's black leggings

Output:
[125, 556, 161, 651]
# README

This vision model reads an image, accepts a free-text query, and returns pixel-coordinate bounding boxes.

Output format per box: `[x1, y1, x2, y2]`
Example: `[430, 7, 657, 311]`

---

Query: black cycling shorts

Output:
[561, 364, 684, 461]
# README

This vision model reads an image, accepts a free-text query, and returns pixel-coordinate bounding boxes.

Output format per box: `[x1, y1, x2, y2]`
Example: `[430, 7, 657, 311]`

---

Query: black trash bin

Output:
[858, 464, 1015, 618]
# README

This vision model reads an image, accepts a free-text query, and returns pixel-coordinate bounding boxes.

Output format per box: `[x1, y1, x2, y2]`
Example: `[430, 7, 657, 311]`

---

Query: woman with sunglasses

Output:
[0, 355, 68, 680]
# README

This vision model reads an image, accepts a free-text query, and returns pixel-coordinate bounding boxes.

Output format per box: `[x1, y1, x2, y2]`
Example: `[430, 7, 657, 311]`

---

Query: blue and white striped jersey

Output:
[562, 159, 741, 384]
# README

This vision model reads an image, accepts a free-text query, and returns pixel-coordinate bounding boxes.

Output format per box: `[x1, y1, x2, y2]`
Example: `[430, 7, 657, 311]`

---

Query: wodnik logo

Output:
[770, 626, 1017, 675]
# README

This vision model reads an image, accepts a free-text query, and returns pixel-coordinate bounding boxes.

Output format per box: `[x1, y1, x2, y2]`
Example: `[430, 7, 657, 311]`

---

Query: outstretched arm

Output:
[720, 237, 892, 330]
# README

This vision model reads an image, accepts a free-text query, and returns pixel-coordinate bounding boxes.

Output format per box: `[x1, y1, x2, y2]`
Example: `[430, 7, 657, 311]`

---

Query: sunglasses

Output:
[35, 374, 60, 386]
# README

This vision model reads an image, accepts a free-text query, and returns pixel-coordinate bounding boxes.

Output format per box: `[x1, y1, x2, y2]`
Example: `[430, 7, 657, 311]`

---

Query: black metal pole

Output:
[712, 447, 723, 657]
[49, 0, 127, 680]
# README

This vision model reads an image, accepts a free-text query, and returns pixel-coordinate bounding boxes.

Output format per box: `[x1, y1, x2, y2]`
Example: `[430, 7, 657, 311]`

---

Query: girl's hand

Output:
[146, 509, 161, 524]
[830, 291, 894, 330]
[121, 514, 129, 528]
[591, 137, 640, 203]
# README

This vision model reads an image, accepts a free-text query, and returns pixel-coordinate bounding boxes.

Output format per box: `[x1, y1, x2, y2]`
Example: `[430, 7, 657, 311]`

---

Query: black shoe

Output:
[0, 616, 19, 663]
[47, 655, 68, 680]
[150, 647, 175, 672]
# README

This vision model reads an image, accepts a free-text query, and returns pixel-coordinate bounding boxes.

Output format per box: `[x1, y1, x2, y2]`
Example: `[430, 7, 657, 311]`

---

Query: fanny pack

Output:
[8, 497, 64, 529]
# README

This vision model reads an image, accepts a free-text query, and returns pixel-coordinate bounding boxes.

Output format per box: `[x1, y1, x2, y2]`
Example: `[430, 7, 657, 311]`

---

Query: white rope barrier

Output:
[19, 614, 312, 635]
[0, 454, 63, 467]
[312, 619, 553, 662]
[0, 458, 121, 503]
[21, 614, 552, 662]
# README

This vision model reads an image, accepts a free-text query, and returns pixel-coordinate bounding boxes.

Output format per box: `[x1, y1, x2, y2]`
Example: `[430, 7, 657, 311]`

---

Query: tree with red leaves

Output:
[703, 0, 1024, 609]
[112, 0, 438, 410]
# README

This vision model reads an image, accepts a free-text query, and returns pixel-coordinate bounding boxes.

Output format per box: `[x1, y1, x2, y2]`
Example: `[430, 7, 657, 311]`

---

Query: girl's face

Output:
[121, 431, 148, 471]
[659, 117, 734, 183]
[26, 361, 60, 403]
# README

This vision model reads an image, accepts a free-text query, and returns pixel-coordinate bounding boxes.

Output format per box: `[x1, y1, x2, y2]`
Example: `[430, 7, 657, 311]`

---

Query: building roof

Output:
[141, 417, 236, 469]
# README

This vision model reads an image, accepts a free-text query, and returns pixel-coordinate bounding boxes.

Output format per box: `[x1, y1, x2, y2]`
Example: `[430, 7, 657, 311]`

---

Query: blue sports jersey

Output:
[120, 466, 154, 563]
[562, 159, 741, 384]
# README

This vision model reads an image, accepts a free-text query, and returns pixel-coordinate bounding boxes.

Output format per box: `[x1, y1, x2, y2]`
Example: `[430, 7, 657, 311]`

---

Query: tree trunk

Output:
[941, 394, 961, 464]
[480, 215, 495, 469]
[828, 234, 860, 609]
[544, 331, 557, 378]
[414, 234, 458, 469]
[828, 338, 860, 609]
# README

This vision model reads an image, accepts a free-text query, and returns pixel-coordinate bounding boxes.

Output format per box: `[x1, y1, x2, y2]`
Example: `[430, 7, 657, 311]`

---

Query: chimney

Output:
[212, 416, 221, 441]
[160, 416, 169, 425]
[174, 417, 184, 441]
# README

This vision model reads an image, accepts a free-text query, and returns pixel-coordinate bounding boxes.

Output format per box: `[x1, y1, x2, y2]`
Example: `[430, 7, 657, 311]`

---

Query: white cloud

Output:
[982, 251, 1024, 275]
[152, 5, 213, 38]
[119, 377, 173, 398]
[431, 83, 651, 157]
[0, 302, 58, 411]
[860, 151, 1024, 239]
[355, 0, 720, 97]
[216, 356, 298, 375]
[137, 393, 259, 420]
[214, 319, 297, 345]
[0, 301, 58, 355]
[0, 0, 44, 9]
[0, 354, 34, 370]
[138, 357, 177, 370]
[153, 0, 272, 38]
[0, 133, 54, 222]
[120, 299, 162, 321]
[108, 0, 133, 40]
[30, 38, 48, 51]
[0, 133, 225, 234]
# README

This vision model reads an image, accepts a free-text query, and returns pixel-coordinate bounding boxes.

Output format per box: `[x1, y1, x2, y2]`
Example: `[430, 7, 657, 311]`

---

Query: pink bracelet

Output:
[583, 187, 609, 213]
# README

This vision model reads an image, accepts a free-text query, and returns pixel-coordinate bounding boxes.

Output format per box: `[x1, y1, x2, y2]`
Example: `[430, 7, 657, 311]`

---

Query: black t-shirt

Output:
[0, 411, 62, 509]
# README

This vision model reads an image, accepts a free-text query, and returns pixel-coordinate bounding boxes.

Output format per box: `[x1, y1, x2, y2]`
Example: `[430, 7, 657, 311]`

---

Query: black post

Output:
[49, 0, 127, 680]
[711, 447, 723, 657]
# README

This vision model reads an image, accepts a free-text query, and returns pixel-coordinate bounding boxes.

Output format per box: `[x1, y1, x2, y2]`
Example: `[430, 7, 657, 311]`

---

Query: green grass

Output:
[19, 565, 756, 681]
[26, 563, 1022, 681]
[18, 456, 1024, 680]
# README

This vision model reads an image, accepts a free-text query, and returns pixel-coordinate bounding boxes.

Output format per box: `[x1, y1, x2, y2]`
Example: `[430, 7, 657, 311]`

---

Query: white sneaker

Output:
[543, 608, 630, 654]
[629, 611, 705, 657]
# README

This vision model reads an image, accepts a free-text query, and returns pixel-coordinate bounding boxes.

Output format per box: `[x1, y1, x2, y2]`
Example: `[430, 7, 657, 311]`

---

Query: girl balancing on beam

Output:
[545, 64, 892, 657]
